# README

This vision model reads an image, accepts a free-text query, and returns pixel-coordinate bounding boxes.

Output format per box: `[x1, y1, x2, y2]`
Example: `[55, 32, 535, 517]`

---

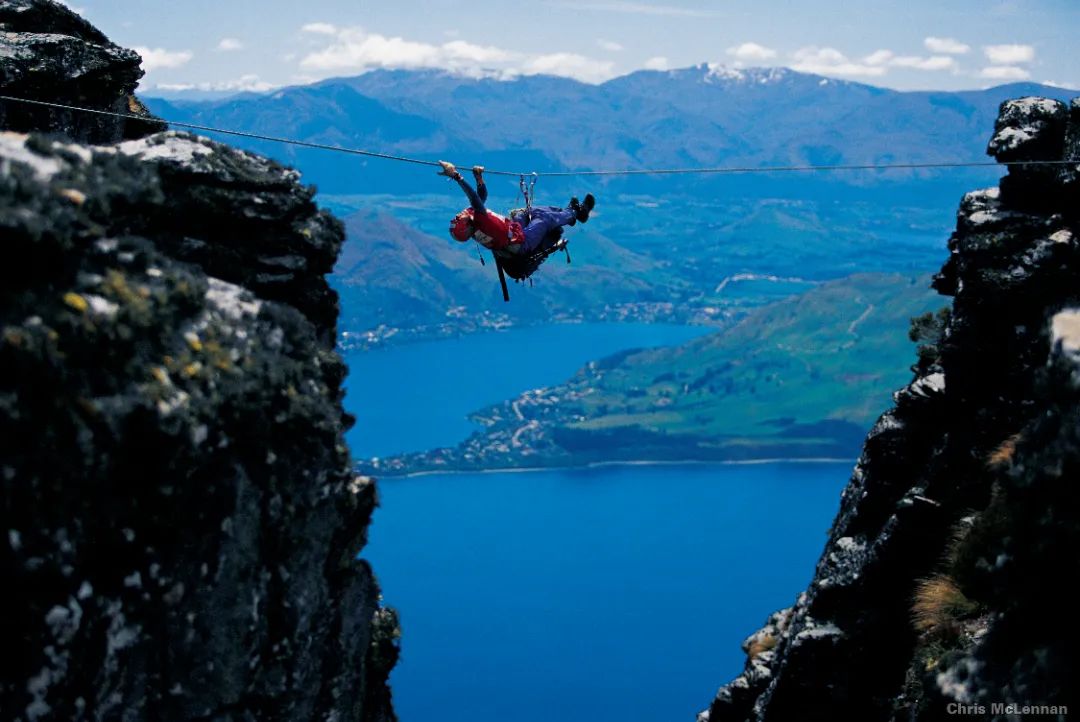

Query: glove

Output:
[437, 160, 460, 179]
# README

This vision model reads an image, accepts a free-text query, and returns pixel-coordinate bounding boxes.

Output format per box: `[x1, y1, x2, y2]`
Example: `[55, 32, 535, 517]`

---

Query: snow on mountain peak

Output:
[704, 63, 745, 82]
[702, 63, 791, 85]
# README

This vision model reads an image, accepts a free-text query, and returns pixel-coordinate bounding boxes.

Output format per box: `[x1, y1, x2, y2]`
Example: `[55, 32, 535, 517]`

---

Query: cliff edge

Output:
[1, 2, 397, 720]
[702, 97, 1079, 721]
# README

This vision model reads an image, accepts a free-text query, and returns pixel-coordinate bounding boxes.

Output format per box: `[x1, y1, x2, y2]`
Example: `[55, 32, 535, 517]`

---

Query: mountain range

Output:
[144, 66, 1076, 197]
[143, 68, 1075, 341]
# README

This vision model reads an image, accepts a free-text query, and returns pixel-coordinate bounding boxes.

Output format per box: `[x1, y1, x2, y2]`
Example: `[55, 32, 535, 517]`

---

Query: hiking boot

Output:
[567, 197, 580, 226]
[576, 193, 595, 223]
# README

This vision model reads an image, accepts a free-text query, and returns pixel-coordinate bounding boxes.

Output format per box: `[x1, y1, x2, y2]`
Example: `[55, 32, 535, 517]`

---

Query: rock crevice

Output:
[703, 96, 1080, 721]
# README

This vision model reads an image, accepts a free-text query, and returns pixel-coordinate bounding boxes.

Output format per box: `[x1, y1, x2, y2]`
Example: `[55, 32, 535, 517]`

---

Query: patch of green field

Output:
[534, 272, 941, 452]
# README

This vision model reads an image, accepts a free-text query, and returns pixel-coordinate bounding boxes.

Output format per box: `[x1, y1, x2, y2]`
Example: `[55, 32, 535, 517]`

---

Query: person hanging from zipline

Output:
[438, 161, 594, 253]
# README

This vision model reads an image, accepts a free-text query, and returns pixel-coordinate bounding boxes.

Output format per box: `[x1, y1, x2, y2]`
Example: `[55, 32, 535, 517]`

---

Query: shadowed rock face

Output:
[0, 0, 164, 142]
[1, 3, 396, 721]
[703, 96, 1080, 722]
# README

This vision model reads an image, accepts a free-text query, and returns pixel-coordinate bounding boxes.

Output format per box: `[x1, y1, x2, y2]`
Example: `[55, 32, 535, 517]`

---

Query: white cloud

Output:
[790, 47, 886, 77]
[442, 40, 514, 64]
[566, 1, 714, 16]
[300, 29, 515, 75]
[598, 39, 624, 52]
[980, 65, 1031, 80]
[925, 37, 970, 54]
[890, 55, 956, 71]
[644, 56, 670, 71]
[301, 22, 339, 36]
[297, 26, 621, 84]
[864, 49, 894, 66]
[133, 47, 194, 73]
[726, 42, 777, 62]
[523, 53, 616, 83]
[302, 31, 441, 71]
[217, 38, 244, 52]
[807, 47, 959, 75]
[156, 74, 277, 94]
[984, 44, 1035, 64]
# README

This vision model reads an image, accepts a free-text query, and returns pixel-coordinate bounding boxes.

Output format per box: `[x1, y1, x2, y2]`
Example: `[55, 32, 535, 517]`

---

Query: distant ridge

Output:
[144, 66, 1076, 196]
[145, 64, 1077, 101]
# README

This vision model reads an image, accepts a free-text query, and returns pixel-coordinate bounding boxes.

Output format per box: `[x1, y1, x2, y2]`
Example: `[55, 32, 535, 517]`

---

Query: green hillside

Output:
[563, 273, 937, 438]
[366, 273, 942, 473]
[331, 205, 690, 347]
[330, 194, 951, 348]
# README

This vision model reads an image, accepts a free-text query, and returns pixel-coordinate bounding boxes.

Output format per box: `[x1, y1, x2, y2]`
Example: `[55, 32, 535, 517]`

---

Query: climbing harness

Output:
[480, 173, 573, 302]
[517, 173, 538, 218]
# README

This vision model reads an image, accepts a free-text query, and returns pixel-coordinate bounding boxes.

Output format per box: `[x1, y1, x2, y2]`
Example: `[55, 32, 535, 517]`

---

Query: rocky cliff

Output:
[1, 2, 397, 720]
[702, 97, 1080, 721]
[0, 0, 162, 142]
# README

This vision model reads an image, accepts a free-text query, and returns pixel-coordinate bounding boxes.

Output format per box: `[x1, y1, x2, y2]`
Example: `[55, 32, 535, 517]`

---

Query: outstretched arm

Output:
[473, 166, 487, 204]
[438, 161, 486, 214]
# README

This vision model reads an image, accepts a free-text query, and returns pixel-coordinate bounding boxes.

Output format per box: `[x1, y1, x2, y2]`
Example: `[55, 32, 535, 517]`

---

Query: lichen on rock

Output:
[1, 3, 395, 720]
[0, 0, 164, 142]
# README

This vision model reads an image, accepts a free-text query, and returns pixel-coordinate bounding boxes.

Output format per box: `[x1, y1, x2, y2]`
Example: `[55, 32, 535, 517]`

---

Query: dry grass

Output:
[747, 634, 778, 660]
[912, 575, 978, 635]
[943, 515, 976, 568]
[987, 433, 1022, 469]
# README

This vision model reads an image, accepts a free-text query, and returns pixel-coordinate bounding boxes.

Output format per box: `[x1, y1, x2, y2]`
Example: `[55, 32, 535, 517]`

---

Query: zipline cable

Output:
[0, 94, 459, 172]
[2, 94, 1077, 178]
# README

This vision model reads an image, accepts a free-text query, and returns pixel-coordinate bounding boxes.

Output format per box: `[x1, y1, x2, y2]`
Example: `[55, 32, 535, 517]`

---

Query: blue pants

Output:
[520, 206, 576, 253]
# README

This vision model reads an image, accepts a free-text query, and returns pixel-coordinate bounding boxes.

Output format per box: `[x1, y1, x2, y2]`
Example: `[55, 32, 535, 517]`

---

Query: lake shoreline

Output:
[343, 322, 718, 459]
[339, 315, 728, 354]
[367, 456, 855, 480]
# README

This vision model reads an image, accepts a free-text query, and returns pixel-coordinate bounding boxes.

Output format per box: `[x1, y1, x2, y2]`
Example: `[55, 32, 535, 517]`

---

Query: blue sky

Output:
[64, 0, 1078, 93]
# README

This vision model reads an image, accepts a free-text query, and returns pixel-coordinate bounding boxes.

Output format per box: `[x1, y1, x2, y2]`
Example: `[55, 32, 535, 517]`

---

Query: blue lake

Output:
[343, 324, 852, 722]
[343, 323, 714, 459]
[366, 462, 847, 722]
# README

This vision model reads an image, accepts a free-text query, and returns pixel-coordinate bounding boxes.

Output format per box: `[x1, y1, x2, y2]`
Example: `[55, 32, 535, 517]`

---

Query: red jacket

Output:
[465, 208, 525, 250]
